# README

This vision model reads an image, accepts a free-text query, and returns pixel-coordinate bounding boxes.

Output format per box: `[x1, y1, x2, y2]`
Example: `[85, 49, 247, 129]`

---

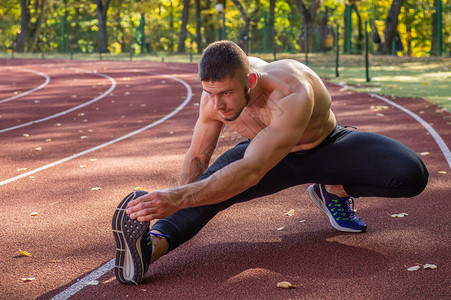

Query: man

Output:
[112, 41, 428, 285]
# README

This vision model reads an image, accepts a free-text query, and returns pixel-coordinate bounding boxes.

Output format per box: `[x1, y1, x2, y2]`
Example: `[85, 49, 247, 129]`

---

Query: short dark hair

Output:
[198, 40, 250, 82]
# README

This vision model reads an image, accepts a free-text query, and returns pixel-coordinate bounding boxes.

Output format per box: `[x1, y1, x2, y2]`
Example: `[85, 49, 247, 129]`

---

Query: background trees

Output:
[0, 0, 449, 56]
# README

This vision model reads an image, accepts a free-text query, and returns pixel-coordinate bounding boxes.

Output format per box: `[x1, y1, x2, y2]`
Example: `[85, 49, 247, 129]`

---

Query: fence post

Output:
[345, 5, 352, 54]
[335, 23, 339, 78]
[61, 16, 66, 53]
[263, 11, 268, 53]
[304, 23, 309, 66]
[365, 21, 370, 82]
[438, 0, 442, 56]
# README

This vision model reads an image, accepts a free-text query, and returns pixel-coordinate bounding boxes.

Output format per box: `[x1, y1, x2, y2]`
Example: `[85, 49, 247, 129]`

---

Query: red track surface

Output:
[0, 58, 449, 300]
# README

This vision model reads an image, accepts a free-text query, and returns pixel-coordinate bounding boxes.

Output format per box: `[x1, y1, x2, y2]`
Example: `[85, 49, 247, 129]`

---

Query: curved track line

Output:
[370, 93, 451, 170]
[0, 69, 117, 133]
[0, 68, 50, 104]
[1, 72, 192, 187]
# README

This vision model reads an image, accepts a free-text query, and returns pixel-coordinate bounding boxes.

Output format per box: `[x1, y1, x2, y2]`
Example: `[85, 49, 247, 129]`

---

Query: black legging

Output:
[152, 126, 428, 251]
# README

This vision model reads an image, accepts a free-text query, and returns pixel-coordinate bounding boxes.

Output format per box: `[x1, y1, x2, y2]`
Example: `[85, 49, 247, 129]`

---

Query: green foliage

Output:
[0, 0, 449, 56]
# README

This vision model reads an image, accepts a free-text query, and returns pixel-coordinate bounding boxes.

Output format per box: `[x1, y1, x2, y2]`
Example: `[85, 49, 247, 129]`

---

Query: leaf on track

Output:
[283, 209, 295, 216]
[391, 213, 408, 218]
[423, 264, 437, 269]
[18, 249, 32, 257]
[276, 281, 296, 288]
[30, 212, 38, 216]
[90, 187, 102, 191]
[21, 277, 35, 282]
[407, 265, 420, 271]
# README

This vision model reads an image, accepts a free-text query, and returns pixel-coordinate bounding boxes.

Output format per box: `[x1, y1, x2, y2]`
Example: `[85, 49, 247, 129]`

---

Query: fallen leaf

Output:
[90, 187, 102, 191]
[81, 136, 88, 139]
[90, 158, 97, 162]
[34, 147, 42, 151]
[18, 249, 32, 257]
[169, 131, 176, 134]
[438, 171, 447, 174]
[423, 264, 437, 269]
[376, 113, 385, 117]
[79, 165, 87, 168]
[30, 212, 39, 216]
[277, 227, 285, 231]
[370, 105, 389, 112]
[419, 152, 430, 156]
[283, 209, 295, 216]
[23, 134, 30, 137]
[21, 277, 35, 282]
[391, 213, 408, 218]
[299, 219, 306, 223]
[55, 123, 62, 127]
[134, 187, 145, 191]
[407, 265, 420, 271]
[45, 138, 52, 142]
[85, 280, 99, 286]
[17, 168, 28, 171]
[77, 113, 85, 117]
[277, 281, 296, 288]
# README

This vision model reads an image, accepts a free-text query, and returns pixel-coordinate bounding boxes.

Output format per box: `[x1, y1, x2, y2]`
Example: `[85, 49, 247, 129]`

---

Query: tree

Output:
[29, 0, 46, 53]
[230, 0, 250, 52]
[177, 0, 190, 53]
[16, 0, 30, 52]
[293, 0, 321, 51]
[376, 0, 404, 55]
[96, 0, 111, 53]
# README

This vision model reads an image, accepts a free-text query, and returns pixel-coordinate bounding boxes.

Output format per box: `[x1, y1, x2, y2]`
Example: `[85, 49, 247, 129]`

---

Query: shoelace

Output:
[328, 197, 356, 222]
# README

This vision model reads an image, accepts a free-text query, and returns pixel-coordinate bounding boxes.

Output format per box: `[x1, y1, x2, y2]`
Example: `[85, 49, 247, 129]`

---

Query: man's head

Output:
[199, 41, 257, 122]
[198, 40, 251, 83]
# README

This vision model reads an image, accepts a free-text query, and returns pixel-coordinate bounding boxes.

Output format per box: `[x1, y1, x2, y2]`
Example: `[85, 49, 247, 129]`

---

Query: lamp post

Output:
[215, 3, 224, 41]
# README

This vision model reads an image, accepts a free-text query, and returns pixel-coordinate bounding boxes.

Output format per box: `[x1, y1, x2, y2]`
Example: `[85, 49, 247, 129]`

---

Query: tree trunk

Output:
[352, 4, 363, 53]
[95, 0, 111, 53]
[293, 0, 321, 52]
[230, 0, 250, 52]
[177, 0, 190, 53]
[29, 0, 46, 53]
[430, 0, 439, 55]
[195, 0, 202, 53]
[16, 0, 30, 53]
[376, 0, 404, 55]
[269, 0, 276, 53]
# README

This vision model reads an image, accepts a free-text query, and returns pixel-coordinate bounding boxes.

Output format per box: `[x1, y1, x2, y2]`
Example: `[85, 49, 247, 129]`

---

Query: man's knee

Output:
[396, 158, 429, 197]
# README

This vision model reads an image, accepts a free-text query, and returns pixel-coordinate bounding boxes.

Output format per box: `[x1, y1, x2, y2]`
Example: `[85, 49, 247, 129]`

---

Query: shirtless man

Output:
[112, 41, 428, 285]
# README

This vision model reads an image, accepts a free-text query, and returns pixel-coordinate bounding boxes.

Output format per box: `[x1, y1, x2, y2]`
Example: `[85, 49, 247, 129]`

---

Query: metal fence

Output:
[1, 5, 449, 59]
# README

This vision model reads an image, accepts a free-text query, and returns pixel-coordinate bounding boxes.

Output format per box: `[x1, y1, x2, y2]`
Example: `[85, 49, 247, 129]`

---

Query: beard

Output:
[222, 87, 251, 122]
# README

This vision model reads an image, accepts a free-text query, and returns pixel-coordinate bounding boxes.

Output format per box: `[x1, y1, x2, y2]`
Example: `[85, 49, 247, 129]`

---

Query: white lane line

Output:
[49, 260, 114, 300]
[45, 71, 193, 300]
[0, 68, 50, 104]
[1, 71, 192, 186]
[0, 68, 117, 133]
[370, 93, 451, 170]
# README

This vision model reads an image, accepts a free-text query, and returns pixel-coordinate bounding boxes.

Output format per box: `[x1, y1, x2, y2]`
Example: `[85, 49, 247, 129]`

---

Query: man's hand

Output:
[126, 190, 182, 222]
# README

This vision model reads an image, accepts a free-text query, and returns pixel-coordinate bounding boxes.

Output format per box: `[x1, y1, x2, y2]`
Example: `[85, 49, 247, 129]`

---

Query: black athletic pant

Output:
[152, 126, 428, 251]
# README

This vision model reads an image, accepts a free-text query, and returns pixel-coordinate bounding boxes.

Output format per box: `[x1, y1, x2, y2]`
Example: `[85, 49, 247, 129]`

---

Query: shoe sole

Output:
[112, 191, 149, 285]
[307, 185, 366, 233]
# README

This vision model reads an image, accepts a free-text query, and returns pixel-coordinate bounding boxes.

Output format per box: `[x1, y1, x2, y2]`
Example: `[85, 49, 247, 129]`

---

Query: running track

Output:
[0, 58, 449, 300]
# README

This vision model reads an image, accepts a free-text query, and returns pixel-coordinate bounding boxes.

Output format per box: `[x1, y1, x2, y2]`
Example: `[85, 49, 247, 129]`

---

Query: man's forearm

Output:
[171, 158, 261, 208]
[178, 155, 209, 186]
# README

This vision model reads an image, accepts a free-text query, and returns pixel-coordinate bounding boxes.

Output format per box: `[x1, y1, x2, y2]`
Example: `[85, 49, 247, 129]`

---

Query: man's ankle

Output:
[149, 230, 169, 264]
[324, 184, 349, 198]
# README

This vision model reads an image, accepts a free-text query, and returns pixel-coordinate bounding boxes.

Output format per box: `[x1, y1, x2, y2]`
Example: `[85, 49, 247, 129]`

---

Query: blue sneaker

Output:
[307, 184, 367, 233]
[112, 191, 153, 285]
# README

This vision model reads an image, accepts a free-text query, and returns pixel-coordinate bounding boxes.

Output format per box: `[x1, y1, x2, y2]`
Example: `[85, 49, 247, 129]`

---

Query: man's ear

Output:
[247, 73, 257, 89]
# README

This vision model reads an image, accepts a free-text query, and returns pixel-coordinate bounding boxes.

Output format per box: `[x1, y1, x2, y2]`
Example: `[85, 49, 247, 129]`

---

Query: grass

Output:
[1, 51, 450, 112]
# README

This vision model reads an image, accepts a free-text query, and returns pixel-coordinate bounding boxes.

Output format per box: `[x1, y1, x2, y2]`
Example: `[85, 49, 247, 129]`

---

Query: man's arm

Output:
[127, 89, 313, 221]
[178, 114, 223, 185]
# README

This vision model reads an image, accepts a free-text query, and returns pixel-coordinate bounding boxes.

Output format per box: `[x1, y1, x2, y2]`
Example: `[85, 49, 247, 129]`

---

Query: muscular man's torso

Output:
[221, 58, 336, 152]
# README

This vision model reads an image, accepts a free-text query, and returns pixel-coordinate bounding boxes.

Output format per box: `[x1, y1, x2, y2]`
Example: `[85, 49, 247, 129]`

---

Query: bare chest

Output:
[225, 106, 271, 139]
